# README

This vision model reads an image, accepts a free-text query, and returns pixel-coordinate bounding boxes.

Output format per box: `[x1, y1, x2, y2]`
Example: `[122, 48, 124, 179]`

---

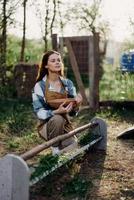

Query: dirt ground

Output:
[30, 112, 134, 200]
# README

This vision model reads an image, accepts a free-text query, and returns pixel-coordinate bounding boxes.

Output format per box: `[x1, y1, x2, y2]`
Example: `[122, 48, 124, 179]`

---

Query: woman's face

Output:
[46, 53, 62, 73]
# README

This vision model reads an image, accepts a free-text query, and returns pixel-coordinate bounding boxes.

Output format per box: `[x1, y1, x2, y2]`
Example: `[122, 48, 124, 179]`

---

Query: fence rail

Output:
[21, 122, 98, 161]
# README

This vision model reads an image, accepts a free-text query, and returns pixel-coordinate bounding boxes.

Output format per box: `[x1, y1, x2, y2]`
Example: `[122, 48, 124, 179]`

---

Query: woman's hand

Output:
[75, 93, 83, 106]
[53, 102, 73, 114]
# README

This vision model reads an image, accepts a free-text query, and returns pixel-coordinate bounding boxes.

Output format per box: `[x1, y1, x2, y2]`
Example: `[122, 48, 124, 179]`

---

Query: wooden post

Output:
[88, 34, 100, 111]
[90, 117, 107, 151]
[59, 37, 64, 58]
[94, 33, 100, 109]
[52, 34, 58, 50]
[65, 38, 88, 106]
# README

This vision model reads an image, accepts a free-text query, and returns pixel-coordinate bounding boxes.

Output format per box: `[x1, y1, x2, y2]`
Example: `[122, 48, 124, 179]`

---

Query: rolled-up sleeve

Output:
[32, 83, 54, 120]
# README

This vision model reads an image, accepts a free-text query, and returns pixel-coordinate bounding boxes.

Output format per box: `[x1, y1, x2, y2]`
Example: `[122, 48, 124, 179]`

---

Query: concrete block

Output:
[0, 154, 29, 200]
[90, 117, 107, 151]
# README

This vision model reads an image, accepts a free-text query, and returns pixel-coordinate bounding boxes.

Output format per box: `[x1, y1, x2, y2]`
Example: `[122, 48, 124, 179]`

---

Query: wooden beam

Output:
[88, 34, 100, 110]
[21, 122, 98, 161]
[51, 34, 58, 50]
[59, 37, 64, 58]
[65, 38, 88, 105]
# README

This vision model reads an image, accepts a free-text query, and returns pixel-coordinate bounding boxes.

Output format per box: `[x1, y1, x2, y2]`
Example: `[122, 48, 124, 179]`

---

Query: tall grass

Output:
[100, 64, 134, 101]
[0, 99, 35, 136]
[0, 99, 43, 154]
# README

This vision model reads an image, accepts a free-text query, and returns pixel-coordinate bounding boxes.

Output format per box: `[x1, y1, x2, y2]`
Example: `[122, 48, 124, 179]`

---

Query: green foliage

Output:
[63, 175, 92, 198]
[30, 154, 59, 180]
[0, 35, 45, 98]
[7, 140, 19, 149]
[78, 130, 101, 146]
[0, 99, 35, 136]
[96, 106, 134, 122]
[0, 83, 17, 99]
[7, 111, 30, 135]
[100, 65, 134, 100]
[7, 35, 44, 66]
[7, 35, 21, 66]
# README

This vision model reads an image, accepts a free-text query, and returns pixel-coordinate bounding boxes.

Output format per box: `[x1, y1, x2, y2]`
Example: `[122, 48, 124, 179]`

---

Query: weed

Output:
[0, 99, 35, 136]
[78, 130, 101, 146]
[63, 175, 92, 198]
[30, 154, 59, 180]
[7, 140, 19, 149]
[100, 66, 134, 101]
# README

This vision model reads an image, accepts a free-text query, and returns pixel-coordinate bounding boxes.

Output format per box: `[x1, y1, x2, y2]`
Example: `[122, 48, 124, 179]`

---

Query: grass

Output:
[0, 63, 134, 199]
[99, 64, 134, 101]
[63, 174, 92, 198]
[0, 98, 134, 199]
[0, 99, 43, 155]
[67, 63, 134, 101]
[0, 88, 133, 156]
[30, 154, 59, 180]
[0, 99, 34, 135]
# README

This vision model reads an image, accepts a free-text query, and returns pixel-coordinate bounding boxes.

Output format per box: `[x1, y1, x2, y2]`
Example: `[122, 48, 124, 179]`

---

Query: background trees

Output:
[0, 0, 20, 85]
[20, 0, 28, 62]
[33, 0, 63, 51]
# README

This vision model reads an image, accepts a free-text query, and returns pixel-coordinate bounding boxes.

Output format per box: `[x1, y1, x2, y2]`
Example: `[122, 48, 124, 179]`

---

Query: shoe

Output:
[51, 146, 61, 156]
[60, 140, 78, 154]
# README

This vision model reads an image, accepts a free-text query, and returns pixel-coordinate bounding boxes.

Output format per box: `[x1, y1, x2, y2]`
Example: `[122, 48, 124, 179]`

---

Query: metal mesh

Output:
[71, 39, 89, 74]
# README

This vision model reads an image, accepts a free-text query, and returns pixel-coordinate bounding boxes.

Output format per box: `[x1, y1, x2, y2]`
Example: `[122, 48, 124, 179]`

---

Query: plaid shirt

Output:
[32, 75, 77, 121]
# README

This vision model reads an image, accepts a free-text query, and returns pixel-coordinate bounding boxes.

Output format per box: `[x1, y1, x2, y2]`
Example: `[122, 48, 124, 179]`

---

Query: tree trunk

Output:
[0, 0, 7, 85]
[20, 0, 27, 62]
[50, 0, 56, 37]
[43, 0, 50, 52]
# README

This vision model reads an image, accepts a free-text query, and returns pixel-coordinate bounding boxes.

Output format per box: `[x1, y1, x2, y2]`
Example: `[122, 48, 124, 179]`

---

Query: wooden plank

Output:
[63, 36, 90, 41]
[94, 33, 100, 110]
[58, 37, 64, 58]
[88, 36, 95, 109]
[65, 38, 88, 105]
[52, 34, 58, 50]
[117, 126, 134, 139]
[88, 34, 99, 110]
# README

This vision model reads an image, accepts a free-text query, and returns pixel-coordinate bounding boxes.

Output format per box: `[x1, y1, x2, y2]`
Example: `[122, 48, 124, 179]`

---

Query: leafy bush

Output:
[78, 130, 101, 146]
[30, 154, 59, 180]
[7, 35, 44, 66]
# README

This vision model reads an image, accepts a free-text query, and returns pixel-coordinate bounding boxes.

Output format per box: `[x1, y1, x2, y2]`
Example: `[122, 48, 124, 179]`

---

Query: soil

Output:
[30, 112, 134, 200]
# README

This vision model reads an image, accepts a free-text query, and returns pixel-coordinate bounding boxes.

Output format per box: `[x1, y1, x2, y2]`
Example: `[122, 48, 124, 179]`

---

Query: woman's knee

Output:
[47, 115, 65, 141]
[49, 114, 65, 125]
[47, 115, 65, 133]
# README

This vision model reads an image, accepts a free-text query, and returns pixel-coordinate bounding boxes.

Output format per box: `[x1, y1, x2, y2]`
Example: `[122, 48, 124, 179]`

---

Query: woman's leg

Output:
[47, 115, 77, 148]
[47, 115, 65, 147]
[38, 115, 77, 149]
